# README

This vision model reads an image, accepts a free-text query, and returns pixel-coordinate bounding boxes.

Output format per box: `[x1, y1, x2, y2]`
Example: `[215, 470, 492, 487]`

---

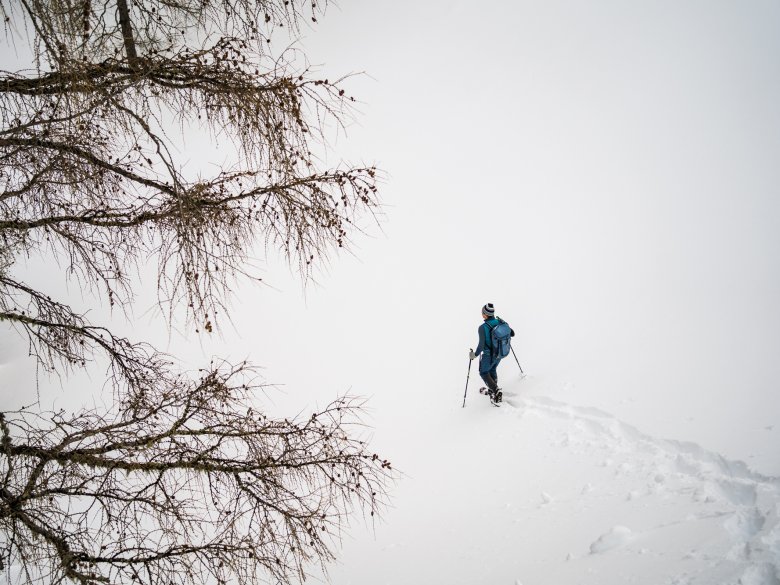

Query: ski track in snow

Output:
[317, 379, 777, 585]
[500, 388, 780, 585]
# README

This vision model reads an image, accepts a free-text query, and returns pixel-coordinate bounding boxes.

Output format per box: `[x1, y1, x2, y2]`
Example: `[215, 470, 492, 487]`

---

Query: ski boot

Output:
[488, 388, 503, 405]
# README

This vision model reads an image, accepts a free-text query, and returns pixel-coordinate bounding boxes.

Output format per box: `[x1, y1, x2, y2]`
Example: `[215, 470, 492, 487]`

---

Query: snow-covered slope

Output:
[324, 375, 780, 585]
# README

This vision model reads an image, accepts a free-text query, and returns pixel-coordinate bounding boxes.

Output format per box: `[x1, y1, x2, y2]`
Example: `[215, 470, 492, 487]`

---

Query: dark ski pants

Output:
[480, 371, 498, 392]
[479, 355, 500, 392]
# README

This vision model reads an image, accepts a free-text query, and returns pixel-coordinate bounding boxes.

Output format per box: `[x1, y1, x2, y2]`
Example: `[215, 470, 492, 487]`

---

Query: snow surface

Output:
[2, 353, 778, 585]
[317, 373, 780, 585]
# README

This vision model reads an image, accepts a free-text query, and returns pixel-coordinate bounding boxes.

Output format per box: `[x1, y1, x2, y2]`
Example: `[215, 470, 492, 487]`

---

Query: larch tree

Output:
[0, 1, 392, 584]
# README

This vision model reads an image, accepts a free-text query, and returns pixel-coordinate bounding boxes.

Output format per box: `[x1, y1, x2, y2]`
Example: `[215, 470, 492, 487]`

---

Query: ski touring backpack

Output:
[487, 319, 512, 363]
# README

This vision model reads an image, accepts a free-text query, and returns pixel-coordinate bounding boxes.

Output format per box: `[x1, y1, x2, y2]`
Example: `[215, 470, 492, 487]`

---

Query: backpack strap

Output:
[483, 318, 500, 350]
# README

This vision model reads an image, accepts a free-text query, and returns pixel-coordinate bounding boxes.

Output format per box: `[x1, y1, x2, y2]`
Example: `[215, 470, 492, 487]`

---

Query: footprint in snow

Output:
[501, 391, 780, 579]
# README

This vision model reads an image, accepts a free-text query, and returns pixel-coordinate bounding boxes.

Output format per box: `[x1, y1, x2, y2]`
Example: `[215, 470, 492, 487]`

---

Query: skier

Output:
[469, 303, 514, 404]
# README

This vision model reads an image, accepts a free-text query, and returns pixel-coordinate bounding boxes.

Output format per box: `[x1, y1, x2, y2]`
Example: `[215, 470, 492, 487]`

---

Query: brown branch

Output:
[115, 0, 139, 70]
[1, 386, 394, 585]
[0, 136, 175, 196]
[0, 3, 388, 584]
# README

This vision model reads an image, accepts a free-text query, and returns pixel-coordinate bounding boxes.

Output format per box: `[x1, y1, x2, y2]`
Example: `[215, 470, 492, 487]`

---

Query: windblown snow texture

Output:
[325, 377, 780, 585]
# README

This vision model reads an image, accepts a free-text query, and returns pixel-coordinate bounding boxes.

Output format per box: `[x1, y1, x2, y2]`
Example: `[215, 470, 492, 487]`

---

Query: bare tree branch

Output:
[0, 1, 391, 584]
[0, 374, 394, 585]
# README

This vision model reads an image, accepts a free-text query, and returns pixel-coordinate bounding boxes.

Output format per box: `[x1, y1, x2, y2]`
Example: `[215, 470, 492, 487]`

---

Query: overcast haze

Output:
[1, 1, 780, 581]
[2, 0, 778, 466]
[261, 0, 780, 471]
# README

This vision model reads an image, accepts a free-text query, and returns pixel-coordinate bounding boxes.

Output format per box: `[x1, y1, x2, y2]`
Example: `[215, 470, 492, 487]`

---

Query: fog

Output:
[253, 0, 780, 472]
[1, 0, 778, 498]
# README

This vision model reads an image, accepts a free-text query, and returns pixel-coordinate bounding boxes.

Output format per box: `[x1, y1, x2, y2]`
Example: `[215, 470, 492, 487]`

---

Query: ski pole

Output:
[462, 350, 473, 408]
[510, 346, 524, 375]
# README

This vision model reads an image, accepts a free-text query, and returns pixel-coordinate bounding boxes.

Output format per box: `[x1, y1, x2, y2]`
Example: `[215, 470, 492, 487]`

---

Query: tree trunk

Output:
[116, 0, 139, 69]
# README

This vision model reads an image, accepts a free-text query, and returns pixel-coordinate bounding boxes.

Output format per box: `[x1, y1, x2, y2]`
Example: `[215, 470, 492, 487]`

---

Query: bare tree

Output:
[0, 1, 391, 584]
[0, 376, 392, 585]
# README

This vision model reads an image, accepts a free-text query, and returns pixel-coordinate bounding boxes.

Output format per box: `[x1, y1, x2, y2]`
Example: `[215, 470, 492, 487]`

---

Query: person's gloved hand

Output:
[469, 349, 476, 360]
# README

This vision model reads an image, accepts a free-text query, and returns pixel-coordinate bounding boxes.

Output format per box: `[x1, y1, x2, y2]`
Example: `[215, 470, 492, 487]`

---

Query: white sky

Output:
[2, 0, 779, 477]
[276, 0, 780, 472]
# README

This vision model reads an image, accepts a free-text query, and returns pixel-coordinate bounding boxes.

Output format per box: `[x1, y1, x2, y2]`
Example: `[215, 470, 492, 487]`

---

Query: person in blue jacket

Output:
[469, 303, 514, 402]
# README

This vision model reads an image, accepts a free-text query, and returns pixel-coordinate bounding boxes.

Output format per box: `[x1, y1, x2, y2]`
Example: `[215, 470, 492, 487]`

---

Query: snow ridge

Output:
[500, 390, 780, 585]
